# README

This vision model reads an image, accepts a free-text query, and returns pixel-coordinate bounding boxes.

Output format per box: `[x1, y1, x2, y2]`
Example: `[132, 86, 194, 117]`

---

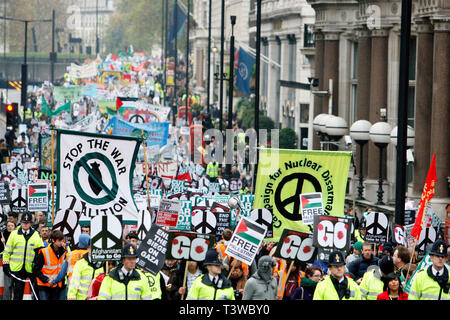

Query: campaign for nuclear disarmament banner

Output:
[56, 129, 141, 224]
[254, 148, 351, 241]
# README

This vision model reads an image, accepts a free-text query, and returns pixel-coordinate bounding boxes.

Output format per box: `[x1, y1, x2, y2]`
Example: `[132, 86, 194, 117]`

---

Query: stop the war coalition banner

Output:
[56, 129, 141, 224]
[254, 148, 351, 241]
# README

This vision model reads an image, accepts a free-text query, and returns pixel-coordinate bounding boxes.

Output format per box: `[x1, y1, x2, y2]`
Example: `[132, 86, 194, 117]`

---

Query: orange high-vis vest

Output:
[67, 249, 88, 280]
[275, 258, 288, 298]
[36, 246, 66, 288]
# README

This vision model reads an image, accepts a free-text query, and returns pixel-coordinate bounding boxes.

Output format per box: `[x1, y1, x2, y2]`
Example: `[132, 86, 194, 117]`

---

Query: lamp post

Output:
[369, 121, 392, 205]
[225, 16, 236, 178]
[324, 115, 348, 150]
[206, 0, 212, 116]
[350, 120, 372, 200]
[317, 113, 333, 150]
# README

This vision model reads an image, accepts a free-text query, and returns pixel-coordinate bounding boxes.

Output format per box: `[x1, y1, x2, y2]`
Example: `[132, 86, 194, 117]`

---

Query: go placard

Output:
[313, 215, 351, 261]
[166, 231, 214, 261]
[274, 229, 317, 263]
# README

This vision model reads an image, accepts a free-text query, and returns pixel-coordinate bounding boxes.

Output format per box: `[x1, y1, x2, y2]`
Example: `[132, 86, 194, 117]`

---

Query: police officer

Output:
[2, 212, 44, 300]
[313, 251, 361, 300]
[206, 160, 219, 182]
[97, 243, 151, 300]
[409, 240, 449, 300]
[186, 249, 235, 300]
[359, 255, 395, 300]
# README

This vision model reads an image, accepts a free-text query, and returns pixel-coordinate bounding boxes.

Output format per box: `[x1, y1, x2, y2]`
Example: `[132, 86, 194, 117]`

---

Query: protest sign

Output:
[248, 208, 273, 239]
[176, 200, 192, 231]
[0, 182, 10, 204]
[53, 208, 81, 247]
[11, 186, 27, 214]
[136, 224, 169, 275]
[274, 229, 317, 263]
[364, 211, 389, 244]
[300, 192, 324, 226]
[27, 183, 48, 212]
[91, 214, 123, 261]
[225, 217, 267, 266]
[313, 215, 352, 261]
[167, 231, 214, 261]
[156, 198, 181, 228]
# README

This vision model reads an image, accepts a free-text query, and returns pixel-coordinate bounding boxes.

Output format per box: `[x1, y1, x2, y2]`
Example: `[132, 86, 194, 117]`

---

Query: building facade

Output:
[306, 0, 449, 221]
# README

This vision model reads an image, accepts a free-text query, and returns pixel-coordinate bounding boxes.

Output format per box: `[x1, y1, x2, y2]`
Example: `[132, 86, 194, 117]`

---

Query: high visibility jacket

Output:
[67, 255, 104, 300]
[67, 249, 89, 281]
[36, 245, 66, 287]
[359, 268, 384, 300]
[408, 266, 450, 300]
[2, 228, 43, 273]
[313, 275, 361, 300]
[206, 162, 219, 178]
[186, 274, 235, 300]
[24, 108, 32, 120]
[354, 229, 364, 242]
[215, 243, 249, 276]
[142, 270, 163, 300]
[98, 266, 152, 300]
[274, 258, 288, 298]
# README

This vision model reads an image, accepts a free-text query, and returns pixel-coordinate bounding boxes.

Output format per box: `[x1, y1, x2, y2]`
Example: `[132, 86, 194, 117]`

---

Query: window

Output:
[407, 37, 417, 185]
[287, 35, 296, 102]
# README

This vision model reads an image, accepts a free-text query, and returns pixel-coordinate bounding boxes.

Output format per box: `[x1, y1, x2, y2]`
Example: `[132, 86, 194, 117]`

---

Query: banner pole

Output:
[181, 262, 189, 300]
[51, 119, 55, 225]
[142, 130, 151, 210]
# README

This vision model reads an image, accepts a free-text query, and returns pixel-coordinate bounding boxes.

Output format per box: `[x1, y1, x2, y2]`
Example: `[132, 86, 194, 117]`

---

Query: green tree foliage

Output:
[104, 0, 184, 54]
[279, 127, 298, 149]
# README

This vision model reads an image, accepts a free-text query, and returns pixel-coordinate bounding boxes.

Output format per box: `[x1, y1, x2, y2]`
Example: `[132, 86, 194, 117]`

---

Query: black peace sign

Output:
[274, 173, 322, 221]
[129, 114, 146, 123]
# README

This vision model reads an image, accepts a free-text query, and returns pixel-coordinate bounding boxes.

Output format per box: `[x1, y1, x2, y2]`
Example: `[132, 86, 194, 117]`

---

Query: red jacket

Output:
[377, 290, 409, 300]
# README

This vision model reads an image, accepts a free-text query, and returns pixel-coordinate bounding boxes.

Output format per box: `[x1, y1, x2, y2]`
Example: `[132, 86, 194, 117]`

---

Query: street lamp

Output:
[225, 15, 236, 178]
[390, 125, 415, 148]
[369, 121, 392, 205]
[350, 120, 372, 200]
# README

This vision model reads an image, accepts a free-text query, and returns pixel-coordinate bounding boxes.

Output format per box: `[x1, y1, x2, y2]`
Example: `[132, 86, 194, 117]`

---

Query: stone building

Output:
[306, 0, 449, 221]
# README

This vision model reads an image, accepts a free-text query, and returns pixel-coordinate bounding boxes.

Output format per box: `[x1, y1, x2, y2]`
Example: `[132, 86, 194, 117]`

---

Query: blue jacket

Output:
[347, 254, 379, 281]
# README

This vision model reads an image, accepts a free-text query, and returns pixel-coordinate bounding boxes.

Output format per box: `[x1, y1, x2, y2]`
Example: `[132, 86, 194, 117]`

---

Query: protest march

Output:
[0, 49, 448, 304]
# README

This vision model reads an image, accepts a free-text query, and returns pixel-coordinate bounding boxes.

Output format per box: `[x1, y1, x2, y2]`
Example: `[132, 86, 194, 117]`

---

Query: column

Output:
[430, 20, 449, 198]
[279, 36, 290, 128]
[355, 29, 372, 178]
[322, 32, 339, 115]
[413, 20, 434, 195]
[312, 32, 324, 150]
[367, 29, 389, 180]
[267, 36, 280, 126]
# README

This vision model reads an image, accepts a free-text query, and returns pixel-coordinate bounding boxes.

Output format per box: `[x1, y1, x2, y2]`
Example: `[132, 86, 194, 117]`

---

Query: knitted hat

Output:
[353, 241, 363, 252]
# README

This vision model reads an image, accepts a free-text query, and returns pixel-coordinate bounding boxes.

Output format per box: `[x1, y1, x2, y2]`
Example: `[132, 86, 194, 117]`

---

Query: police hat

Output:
[429, 239, 447, 257]
[359, 218, 366, 230]
[122, 243, 138, 259]
[328, 251, 346, 266]
[20, 212, 33, 223]
[203, 248, 222, 266]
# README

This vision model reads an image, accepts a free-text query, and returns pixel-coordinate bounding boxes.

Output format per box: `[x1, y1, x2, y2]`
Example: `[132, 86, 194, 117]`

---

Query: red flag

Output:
[410, 153, 437, 240]
[116, 97, 123, 111]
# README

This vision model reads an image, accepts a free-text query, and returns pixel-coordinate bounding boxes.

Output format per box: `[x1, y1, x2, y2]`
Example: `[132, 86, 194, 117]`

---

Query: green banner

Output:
[54, 86, 83, 103]
[254, 148, 352, 241]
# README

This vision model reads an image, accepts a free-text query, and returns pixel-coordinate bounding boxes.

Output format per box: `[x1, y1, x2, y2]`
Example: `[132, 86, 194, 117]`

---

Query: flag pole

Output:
[141, 130, 151, 210]
[51, 119, 55, 225]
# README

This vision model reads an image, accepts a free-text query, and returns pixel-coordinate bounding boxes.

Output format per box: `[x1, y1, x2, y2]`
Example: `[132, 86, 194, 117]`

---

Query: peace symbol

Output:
[129, 114, 145, 123]
[274, 173, 322, 221]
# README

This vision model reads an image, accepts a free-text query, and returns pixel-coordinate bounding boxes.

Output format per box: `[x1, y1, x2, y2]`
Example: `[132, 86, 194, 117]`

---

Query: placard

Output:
[0, 182, 10, 204]
[136, 224, 169, 275]
[313, 215, 352, 261]
[300, 192, 324, 225]
[91, 215, 123, 261]
[274, 229, 317, 263]
[27, 183, 49, 212]
[225, 217, 267, 266]
[364, 211, 389, 244]
[156, 198, 181, 228]
[166, 231, 214, 261]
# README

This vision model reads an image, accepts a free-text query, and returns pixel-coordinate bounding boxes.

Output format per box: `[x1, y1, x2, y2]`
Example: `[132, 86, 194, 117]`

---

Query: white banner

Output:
[56, 130, 141, 224]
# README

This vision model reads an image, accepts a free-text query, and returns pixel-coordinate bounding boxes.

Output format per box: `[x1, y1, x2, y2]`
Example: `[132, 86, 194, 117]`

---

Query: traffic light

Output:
[5, 102, 19, 128]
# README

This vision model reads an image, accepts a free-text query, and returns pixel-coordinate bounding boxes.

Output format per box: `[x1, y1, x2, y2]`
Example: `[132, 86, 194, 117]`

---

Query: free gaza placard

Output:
[56, 129, 141, 224]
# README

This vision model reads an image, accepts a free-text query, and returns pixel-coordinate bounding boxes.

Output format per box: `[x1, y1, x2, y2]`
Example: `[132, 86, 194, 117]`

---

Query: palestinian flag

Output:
[300, 192, 323, 210]
[29, 184, 48, 198]
[235, 217, 266, 245]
